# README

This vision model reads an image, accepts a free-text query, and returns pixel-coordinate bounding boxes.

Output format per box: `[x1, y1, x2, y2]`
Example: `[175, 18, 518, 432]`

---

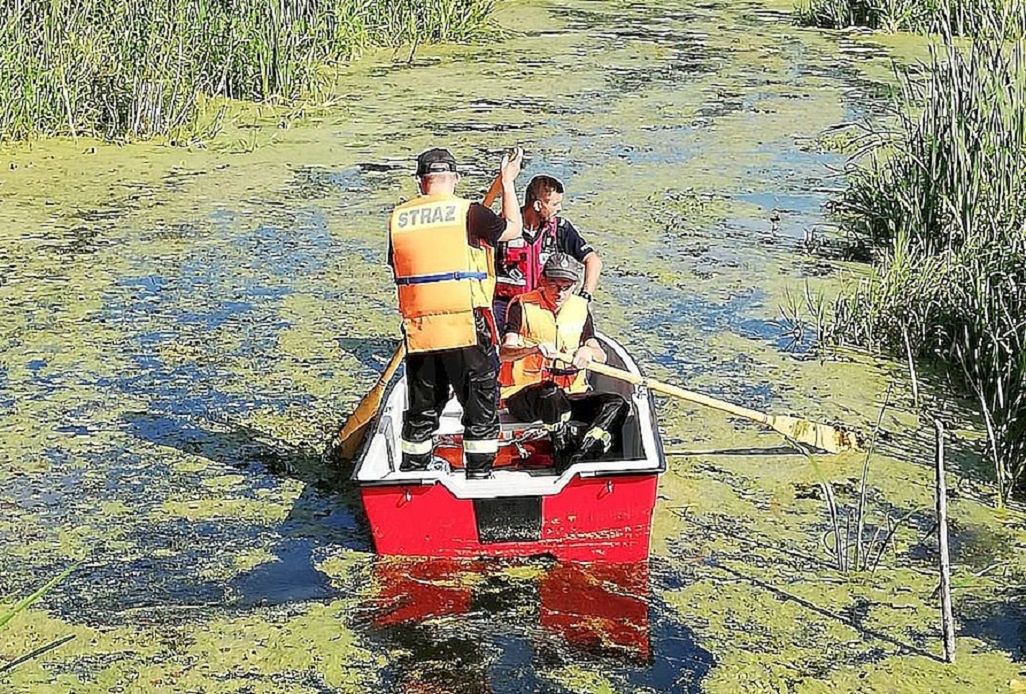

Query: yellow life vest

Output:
[499, 291, 590, 399]
[389, 193, 496, 353]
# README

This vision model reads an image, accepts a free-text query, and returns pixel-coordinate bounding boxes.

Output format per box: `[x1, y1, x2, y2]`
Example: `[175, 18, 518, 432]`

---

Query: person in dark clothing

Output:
[498, 254, 629, 470]
[388, 146, 523, 479]
[491, 175, 603, 335]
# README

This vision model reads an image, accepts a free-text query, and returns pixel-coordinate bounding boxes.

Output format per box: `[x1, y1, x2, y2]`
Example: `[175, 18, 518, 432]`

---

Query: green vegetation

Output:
[0, 0, 497, 141]
[794, 0, 1026, 35]
[0, 564, 76, 631]
[4, 0, 1026, 689]
[827, 20, 1026, 500]
[1, 564, 76, 673]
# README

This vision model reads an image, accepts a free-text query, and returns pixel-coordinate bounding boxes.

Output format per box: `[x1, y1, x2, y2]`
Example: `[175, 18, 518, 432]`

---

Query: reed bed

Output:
[795, 0, 1026, 36]
[828, 15, 1026, 501]
[0, 0, 497, 140]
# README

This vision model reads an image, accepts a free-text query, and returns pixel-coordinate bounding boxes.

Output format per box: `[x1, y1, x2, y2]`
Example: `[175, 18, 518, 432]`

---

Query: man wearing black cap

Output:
[498, 253, 629, 470]
[388, 146, 523, 479]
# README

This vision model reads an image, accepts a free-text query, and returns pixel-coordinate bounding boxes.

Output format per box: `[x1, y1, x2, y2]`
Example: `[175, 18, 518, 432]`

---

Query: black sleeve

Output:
[557, 219, 595, 262]
[467, 202, 508, 247]
[580, 312, 595, 343]
[504, 299, 524, 336]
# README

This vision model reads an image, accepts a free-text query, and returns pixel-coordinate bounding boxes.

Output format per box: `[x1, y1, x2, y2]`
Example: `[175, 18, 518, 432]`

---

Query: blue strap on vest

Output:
[396, 271, 488, 285]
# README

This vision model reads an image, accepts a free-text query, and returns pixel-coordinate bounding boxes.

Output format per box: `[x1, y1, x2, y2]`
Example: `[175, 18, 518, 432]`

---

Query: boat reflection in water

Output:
[538, 561, 651, 663]
[359, 557, 709, 692]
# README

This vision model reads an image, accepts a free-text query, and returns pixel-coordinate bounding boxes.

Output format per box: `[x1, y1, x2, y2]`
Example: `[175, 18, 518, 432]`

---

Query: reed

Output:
[0, 564, 77, 673]
[0, 0, 497, 140]
[798, 389, 910, 574]
[0, 564, 76, 631]
[828, 12, 1026, 501]
[795, 0, 1026, 36]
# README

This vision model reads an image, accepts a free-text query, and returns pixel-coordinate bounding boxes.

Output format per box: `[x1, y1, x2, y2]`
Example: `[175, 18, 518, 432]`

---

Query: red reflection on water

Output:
[540, 561, 651, 662]
[367, 557, 651, 664]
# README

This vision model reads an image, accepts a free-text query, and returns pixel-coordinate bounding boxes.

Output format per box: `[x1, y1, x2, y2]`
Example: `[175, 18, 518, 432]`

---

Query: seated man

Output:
[498, 253, 629, 468]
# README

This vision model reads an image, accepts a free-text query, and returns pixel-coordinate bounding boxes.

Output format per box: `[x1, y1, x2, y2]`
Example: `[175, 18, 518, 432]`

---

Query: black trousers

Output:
[402, 313, 499, 472]
[506, 381, 629, 453]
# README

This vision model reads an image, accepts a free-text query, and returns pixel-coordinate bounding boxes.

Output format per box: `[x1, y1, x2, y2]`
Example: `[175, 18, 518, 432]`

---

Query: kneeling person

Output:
[498, 253, 629, 467]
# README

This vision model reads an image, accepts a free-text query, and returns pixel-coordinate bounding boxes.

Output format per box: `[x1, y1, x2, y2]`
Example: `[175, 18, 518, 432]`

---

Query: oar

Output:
[482, 170, 503, 209]
[335, 171, 506, 461]
[553, 351, 860, 454]
[336, 342, 406, 461]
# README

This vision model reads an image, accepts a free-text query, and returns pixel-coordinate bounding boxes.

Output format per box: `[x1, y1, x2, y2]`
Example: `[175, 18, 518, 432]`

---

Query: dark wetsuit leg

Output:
[446, 313, 500, 475]
[401, 350, 452, 470]
[505, 381, 571, 425]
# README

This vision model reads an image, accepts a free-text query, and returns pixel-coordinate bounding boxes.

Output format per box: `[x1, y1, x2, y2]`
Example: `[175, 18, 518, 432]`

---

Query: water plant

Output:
[0, 564, 77, 674]
[827, 13, 1026, 501]
[797, 386, 916, 574]
[794, 0, 1026, 36]
[0, 0, 498, 141]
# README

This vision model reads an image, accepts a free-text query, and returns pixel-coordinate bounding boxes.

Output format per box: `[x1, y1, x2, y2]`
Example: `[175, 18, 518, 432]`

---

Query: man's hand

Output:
[571, 346, 593, 370]
[500, 147, 523, 183]
[536, 342, 557, 360]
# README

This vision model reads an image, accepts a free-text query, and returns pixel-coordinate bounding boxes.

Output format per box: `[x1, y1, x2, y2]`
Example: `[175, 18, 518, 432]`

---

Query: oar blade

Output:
[770, 415, 861, 454]
[337, 383, 388, 461]
[335, 343, 405, 462]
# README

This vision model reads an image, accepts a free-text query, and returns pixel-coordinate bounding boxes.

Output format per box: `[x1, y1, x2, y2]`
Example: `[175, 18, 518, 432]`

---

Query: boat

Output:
[351, 333, 666, 562]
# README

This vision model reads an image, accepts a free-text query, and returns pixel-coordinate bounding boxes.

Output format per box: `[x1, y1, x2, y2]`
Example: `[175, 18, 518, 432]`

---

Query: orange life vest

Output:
[389, 193, 495, 353]
[498, 291, 590, 399]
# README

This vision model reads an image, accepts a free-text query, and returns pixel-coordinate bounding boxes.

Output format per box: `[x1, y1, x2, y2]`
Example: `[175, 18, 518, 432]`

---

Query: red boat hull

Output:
[360, 473, 658, 562]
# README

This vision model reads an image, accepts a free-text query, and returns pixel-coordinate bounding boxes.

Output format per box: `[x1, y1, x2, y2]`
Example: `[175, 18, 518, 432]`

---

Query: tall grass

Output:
[795, 0, 1026, 36]
[0, 0, 497, 140]
[829, 14, 1026, 501]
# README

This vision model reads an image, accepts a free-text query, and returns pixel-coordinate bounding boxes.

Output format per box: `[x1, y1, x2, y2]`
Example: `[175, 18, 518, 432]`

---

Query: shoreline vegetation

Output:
[798, 2, 1026, 501]
[795, 0, 1026, 36]
[0, 0, 498, 142]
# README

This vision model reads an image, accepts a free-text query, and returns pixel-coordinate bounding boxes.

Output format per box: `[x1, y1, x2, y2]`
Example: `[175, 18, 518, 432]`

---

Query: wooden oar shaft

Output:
[550, 349, 856, 453]
[481, 170, 504, 209]
[567, 356, 771, 425]
[375, 342, 406, 390]
[337, 342, 405, 444]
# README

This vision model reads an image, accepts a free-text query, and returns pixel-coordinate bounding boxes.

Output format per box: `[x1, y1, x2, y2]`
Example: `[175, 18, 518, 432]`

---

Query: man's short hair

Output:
[525, 175, 564, 206]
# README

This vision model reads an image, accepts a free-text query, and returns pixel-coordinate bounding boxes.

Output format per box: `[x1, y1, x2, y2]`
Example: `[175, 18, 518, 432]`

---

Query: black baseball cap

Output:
[416, 148, 458, 176]
[542, 253, 582, 282]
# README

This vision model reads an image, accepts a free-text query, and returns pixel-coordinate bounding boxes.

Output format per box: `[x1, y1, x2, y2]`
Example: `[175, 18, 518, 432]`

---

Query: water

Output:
[2, 0, 1024, 691]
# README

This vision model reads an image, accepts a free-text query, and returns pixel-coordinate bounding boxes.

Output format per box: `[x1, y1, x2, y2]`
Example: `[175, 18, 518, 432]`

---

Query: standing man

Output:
[491, 175, 603, 334]
[389, 147, 523, 479]
[498, 253, 629, 470]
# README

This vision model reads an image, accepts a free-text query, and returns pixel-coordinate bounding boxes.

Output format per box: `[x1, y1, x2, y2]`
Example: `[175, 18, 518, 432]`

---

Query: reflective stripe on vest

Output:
[389, 194, 494, 353]
[498, 291, 590, 399]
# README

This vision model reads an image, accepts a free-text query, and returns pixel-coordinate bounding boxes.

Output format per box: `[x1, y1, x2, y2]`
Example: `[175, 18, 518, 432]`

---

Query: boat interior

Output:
[352, 334, 665, 498]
